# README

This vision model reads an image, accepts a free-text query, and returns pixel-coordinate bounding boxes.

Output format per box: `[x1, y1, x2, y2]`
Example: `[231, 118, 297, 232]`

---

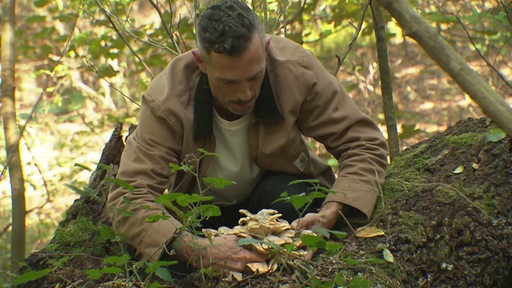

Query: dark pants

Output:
[164, 172, 322, 277]
[201, 172, 321, 229]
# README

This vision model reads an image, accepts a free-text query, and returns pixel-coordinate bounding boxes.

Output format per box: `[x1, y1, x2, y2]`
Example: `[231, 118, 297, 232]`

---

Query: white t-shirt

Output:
[204, 110, 264, 205]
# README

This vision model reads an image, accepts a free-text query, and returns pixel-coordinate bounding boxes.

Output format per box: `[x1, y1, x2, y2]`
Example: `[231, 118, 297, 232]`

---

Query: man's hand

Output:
[291, 201, 343, 231]
[290, 202, 343, 260]
[171, 231, 267, 272]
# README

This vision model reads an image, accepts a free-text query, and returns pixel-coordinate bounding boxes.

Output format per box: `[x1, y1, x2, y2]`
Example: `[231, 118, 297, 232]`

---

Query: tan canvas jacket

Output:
[108, 35, 388, 262]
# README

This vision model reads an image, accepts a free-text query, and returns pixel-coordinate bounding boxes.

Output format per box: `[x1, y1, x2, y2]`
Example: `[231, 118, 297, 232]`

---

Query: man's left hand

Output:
[290, 201, 343, 260]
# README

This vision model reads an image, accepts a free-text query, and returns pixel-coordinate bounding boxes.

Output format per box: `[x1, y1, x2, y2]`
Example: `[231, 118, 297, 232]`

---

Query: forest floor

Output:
[18, 117, 512, 288]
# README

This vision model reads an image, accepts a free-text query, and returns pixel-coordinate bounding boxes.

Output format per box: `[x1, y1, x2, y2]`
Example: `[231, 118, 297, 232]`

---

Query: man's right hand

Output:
[171, 231, 267, 272]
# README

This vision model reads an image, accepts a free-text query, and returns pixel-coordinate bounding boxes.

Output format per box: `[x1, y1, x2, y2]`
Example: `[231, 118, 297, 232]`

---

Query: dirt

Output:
[15, 117, 512, 288]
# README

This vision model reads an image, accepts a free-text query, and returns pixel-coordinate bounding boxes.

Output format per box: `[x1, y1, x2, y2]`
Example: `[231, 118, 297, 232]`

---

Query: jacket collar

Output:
[194, 71, 283, 140]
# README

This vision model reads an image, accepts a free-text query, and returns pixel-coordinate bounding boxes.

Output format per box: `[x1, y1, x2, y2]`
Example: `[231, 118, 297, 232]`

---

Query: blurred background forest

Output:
[1, 0, 511, 281]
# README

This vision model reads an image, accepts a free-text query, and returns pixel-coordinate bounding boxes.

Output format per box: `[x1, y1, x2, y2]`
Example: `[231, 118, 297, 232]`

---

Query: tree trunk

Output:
[1, 0, 26, 269]
[370, 1, 400, 162]
[376, 0, 512, 137]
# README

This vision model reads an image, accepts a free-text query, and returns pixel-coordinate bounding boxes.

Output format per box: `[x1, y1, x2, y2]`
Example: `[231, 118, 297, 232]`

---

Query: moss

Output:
[445, 133, 485, 151]
[382, 144, 430, 203]
[48, 216, 97, 253]
[466, 185, 497, 217]
[397, 211, 428, 246]
[435, 185, 458, 204]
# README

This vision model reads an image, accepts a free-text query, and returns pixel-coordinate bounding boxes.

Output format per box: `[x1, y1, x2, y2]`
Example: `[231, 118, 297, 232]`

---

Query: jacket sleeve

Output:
[297, 50, 389, 222]
[107, 97, 183, 262]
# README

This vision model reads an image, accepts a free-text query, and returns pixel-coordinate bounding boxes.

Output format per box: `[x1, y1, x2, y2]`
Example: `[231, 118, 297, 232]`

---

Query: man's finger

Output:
[305, 248, 316, 260]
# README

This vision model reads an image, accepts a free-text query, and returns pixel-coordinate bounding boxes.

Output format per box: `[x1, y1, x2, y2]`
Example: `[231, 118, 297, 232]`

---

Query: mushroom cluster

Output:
[202, 209, 315, 275]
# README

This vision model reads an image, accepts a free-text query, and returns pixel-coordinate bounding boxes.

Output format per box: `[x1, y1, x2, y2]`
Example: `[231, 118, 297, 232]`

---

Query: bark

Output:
[370, 1, 400, 162]
[376, 0, 512, 137]
[1, 0, 26, 269]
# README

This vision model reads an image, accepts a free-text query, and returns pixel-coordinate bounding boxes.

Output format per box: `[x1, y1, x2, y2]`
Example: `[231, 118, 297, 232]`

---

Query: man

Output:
[108, 0, 388, 274]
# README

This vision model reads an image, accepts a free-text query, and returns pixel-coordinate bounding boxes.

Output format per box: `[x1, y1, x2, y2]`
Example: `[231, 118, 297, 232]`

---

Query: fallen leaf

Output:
[224, 271, 243, 282]
[383, 248, 394, 263]
[355, 226, 386, 238]
[452, 165, 464, 174]
[486, 127, 506, 143]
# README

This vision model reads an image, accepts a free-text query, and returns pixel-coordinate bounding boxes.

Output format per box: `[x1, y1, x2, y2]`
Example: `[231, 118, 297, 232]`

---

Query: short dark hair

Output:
[196, 0, 265, 59]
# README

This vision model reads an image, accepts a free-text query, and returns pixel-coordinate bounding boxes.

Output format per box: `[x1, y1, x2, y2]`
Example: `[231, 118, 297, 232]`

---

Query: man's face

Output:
[194, 35, 268, 121]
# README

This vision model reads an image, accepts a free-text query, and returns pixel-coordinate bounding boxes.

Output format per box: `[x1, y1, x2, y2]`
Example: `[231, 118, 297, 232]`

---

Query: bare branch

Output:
[148, 0, 182, 54]
[452, 13, 512, 90]
[334, 0, 371, 76]
[96, 0, 155, 79]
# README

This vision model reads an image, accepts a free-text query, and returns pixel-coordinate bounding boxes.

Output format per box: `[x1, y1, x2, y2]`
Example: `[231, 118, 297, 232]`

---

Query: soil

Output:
[16, 117, 512, 288]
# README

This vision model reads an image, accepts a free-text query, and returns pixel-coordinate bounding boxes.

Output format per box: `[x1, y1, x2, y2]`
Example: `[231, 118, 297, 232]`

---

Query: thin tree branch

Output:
[452, 13, 512, 90]
[498, 0, 512, 26]
[83, 59, 140, 107]
[148, 0, 182, 54]
[335, 0, 371, 75]
[96, 0, 155, 79]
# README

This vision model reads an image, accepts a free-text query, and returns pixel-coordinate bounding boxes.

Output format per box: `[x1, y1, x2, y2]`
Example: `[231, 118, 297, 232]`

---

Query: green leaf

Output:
[169, 163, 193, 173]
[452, 165, 465, 174]
[325, 241, 343, 255]
[26, 15, 47, 24]
[199, 204, 221, 218]
[99, 224, 116, 240]
[74, 163, 92, 171]
[154, 267, 174, 282]
[145, 260, 178, 274]
[486, 127, 506, 142]
[383, 248, 394, 263]
[289, 179, 320, 185]
[149, 282, 162, 288]
[348, 275, 372, 288]
[203, 177, 235, 189]
[289, 193, 311, 211]
[97, 64, 119, 77]
[86, 269, 103, 280]
[100, 266, 123, 275]
[103, 255, 130, 266]
[311, 226, 330, 237]
[300, 234, 327, 249]
[34, 0, 51, 7]
[399, 124, 423, 140]
[64, 184, 97, 197]
[145, 214, 171, 223]
[175, 193, 213, 207]
[308, 191, 327, 200]
[13, 269, 52, 285]
[330, 230, 348, 239]
[327, 158, 339, 168]
[105, 177, 135, 191]
[334, 272, 346, 285]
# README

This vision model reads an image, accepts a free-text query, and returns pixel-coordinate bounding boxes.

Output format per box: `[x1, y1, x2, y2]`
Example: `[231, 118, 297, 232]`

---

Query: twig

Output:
[96, 0, 155, 79]
[452, 13, 512, 90]
[334, 0, 371, 75]
[338, 210, 356, 234]
[148, 0, 182, 54]
[498, 0, 512, 26]
[83, 58, 140, 107]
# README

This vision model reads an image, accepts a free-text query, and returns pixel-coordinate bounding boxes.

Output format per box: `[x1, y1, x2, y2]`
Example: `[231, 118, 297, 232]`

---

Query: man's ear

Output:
[192, 50, 206, 72]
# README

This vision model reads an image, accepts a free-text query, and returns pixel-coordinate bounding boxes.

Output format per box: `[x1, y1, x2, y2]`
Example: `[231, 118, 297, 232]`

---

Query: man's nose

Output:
[237, 82, 252, 100]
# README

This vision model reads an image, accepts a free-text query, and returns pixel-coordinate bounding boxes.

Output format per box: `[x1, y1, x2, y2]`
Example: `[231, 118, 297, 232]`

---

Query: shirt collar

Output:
[194, 71, 283, 140]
